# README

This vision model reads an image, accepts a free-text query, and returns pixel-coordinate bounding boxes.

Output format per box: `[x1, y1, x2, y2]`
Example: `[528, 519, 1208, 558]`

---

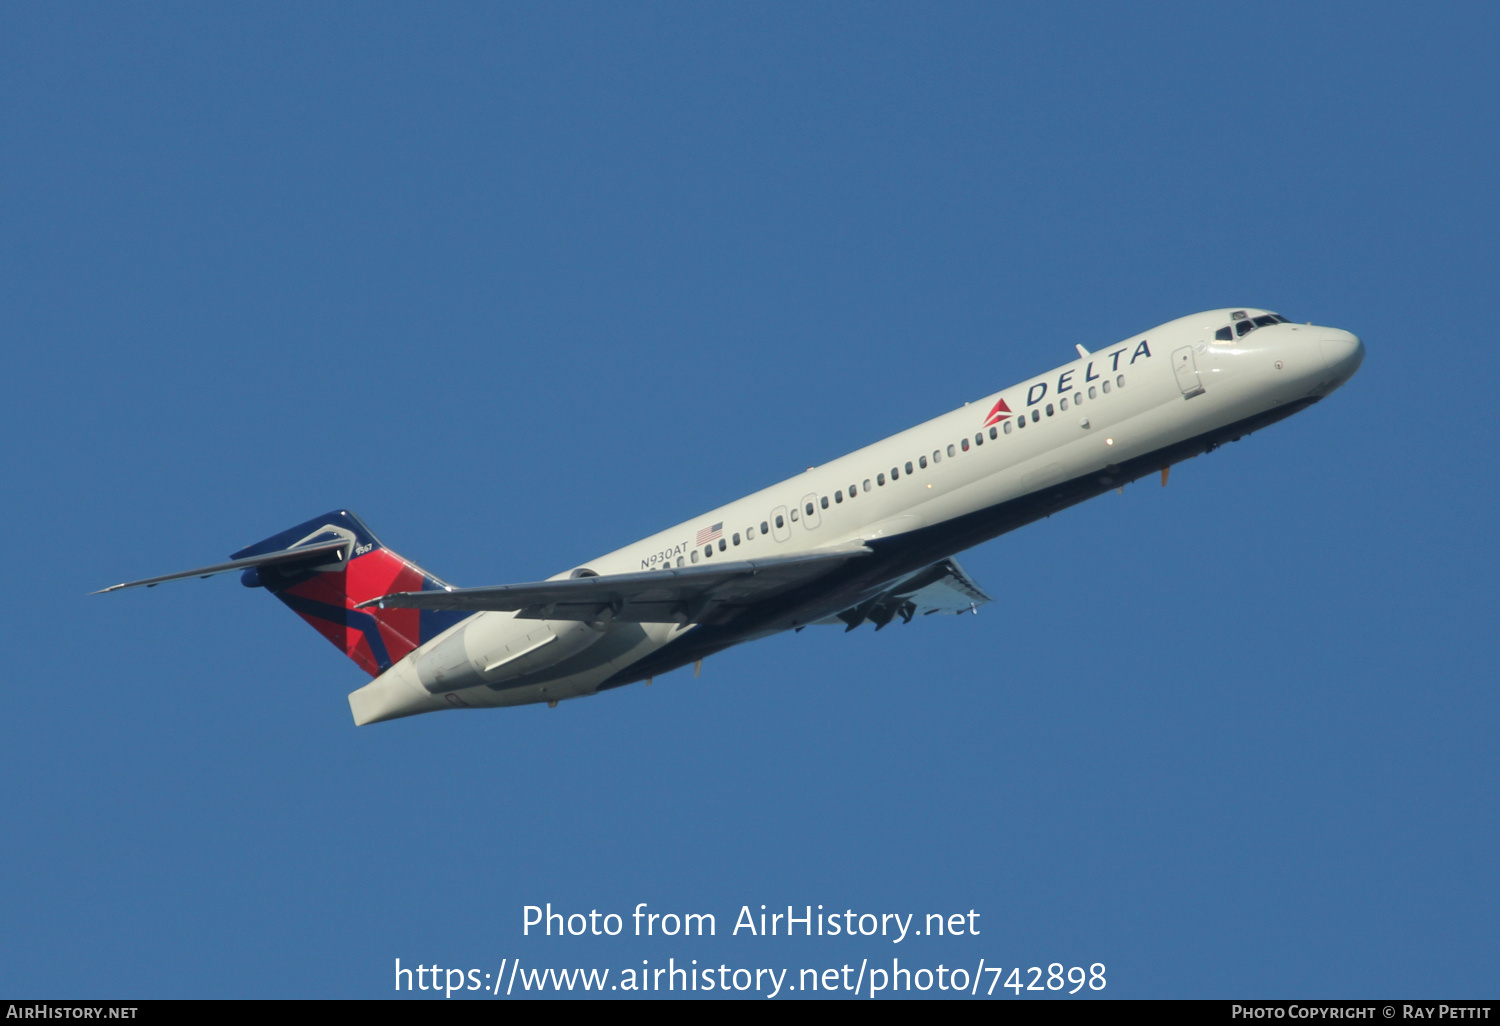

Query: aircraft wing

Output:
[355, 545, 873, 625]
[823, 557, 992, 631]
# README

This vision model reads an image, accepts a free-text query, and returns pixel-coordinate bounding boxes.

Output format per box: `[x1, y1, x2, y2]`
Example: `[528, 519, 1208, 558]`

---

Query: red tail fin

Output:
[233, 511, 472, 676]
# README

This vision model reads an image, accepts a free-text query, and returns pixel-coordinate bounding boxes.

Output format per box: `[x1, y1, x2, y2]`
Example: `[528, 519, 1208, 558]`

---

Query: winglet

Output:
[1075, 344, 1090, 358]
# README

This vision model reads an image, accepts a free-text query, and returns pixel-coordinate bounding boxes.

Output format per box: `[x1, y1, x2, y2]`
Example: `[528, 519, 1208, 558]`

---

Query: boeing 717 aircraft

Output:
[99, 309, 1363, 725]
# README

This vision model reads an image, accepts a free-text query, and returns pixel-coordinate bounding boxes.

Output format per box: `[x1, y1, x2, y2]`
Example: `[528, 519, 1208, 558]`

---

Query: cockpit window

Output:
[1223, 312, 1290, 340]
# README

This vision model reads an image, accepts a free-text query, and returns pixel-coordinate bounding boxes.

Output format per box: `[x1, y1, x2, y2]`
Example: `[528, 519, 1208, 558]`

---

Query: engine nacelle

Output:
[415, 615, 606, 694]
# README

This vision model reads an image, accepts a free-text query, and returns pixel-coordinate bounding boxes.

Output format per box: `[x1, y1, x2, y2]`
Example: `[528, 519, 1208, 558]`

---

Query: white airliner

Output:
[99, 309, 1363, 725]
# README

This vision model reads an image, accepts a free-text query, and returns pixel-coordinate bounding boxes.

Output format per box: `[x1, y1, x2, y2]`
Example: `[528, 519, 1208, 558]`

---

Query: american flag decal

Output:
[696, 522, 723, 546]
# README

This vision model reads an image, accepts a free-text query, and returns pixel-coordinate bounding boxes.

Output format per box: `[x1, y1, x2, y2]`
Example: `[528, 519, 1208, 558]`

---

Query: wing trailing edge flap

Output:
[821, 557, 992, 631]
[354, 544, 873, 625]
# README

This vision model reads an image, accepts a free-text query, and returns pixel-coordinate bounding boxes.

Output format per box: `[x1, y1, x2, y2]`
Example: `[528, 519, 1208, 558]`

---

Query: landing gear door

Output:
[770, 506, 791, 542]
[1172, 345, 1206, 399]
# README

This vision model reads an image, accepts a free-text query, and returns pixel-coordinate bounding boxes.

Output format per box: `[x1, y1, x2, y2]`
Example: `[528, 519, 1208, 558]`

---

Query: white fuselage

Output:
[349, 309, 1363, 724]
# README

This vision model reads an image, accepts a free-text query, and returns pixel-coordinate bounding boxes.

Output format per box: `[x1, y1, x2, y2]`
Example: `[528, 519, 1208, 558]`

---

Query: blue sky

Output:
[1, 2, 1495, 998]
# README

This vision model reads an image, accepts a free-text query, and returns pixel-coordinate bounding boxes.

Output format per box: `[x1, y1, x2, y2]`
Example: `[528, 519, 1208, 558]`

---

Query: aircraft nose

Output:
[1318, 328, 1364, 380]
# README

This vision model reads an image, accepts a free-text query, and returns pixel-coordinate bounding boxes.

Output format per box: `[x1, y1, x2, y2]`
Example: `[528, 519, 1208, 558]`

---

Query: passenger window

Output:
[974, 433, 983, 446]
[705, 545, 713, 558]
[775, 515, 784, 528]
[905, 461, 913, 474]
[877, 473, 885, 486]
[1088, 386, 1097, 399]
[834, 490, 843, 503]
[849, 484, 858, 497]
[718, 538, 726, 552]
[1116, 374, 1124, 387]
[1236, 320, 1253, 337]
[989, 426, 998, 439]
[1045, 404, 1054, 417]
[762, 520, 770, 534]
[891, 467, 900, 480]
[1073, 392, 1082, 405]
[1003, 421, 1012, 434]
[1017, 414, 1026, 427]
[947, 444, 956, 456]
[748, 526, 757, 539]
[1059, 398, 1069, 411]
[932, 450, 941, 463]
[733, 532, 740, 545]
[919, 456, 927, 469]
[790, 508, 798, 521]
[819, 496, 828, 510]
[1030, 409, 1040, 422]
[961, 437, 969, 451]
[691, 550, 699, 563]
[1101, 380, 1111, 394]
[1215, 326, 1232, 341]
[863, 479, 872, 491]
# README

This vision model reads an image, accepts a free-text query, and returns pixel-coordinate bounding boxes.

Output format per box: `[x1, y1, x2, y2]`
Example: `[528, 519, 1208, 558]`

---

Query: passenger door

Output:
[1172, 345, 1206, 399]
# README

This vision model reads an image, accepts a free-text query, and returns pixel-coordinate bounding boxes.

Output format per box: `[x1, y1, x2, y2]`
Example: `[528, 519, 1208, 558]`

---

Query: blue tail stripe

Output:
[420, 577, 472, 642]
[276, 592, 396, 671]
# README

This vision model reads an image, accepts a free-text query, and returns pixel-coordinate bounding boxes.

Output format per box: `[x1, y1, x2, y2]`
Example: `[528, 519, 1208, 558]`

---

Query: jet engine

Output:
[415, 614, 606, 694]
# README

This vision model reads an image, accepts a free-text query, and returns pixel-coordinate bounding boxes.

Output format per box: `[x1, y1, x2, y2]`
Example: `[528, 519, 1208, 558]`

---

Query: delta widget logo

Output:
[982, 398, 1013, 427]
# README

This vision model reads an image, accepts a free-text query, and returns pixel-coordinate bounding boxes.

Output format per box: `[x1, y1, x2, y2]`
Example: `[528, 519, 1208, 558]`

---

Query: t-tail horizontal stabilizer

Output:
[91, 538, 351, 594]
[95, 510, 471, 678]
